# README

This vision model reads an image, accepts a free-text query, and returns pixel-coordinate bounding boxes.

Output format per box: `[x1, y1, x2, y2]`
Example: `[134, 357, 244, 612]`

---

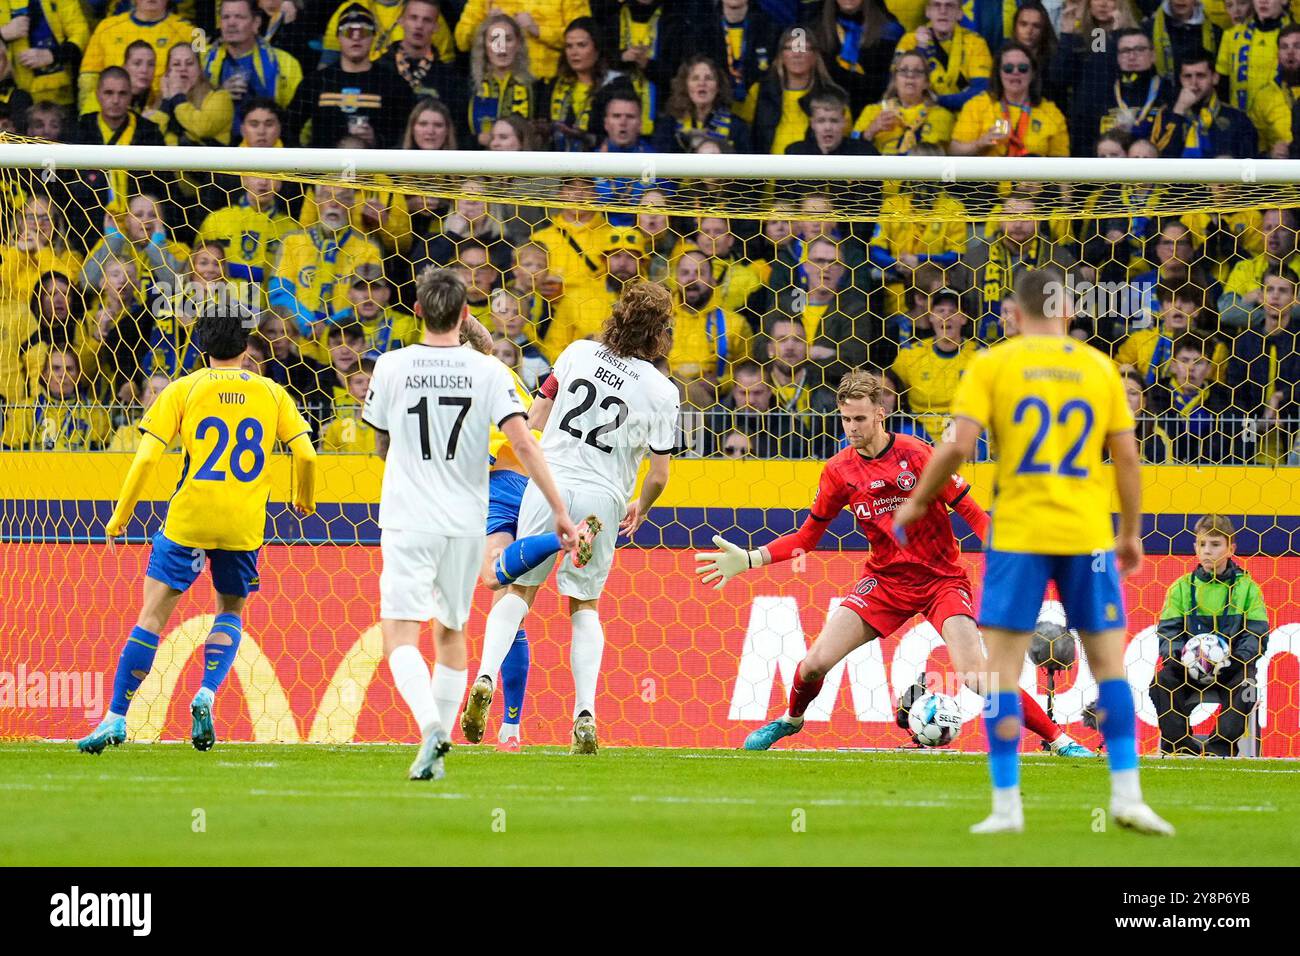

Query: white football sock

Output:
[477, 593, 530, 683]
[992, 785, 1023, 817]
[571, 608, 605, 719]
[1050, 733, 1070, 750]
[499, 721, 520, 742]
[431, 662, 467, 733]
[388, 644, 440, 737]
[1111, 768, 1143, 805]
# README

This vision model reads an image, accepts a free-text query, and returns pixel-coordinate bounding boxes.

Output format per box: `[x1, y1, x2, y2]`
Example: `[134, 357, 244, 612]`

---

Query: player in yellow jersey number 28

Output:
[77, 305, 318, 756]
[895, 265, 1174, 837]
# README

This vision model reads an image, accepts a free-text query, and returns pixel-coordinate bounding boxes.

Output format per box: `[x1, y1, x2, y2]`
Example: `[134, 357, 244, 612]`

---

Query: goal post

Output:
[0, 141, 1297, 756]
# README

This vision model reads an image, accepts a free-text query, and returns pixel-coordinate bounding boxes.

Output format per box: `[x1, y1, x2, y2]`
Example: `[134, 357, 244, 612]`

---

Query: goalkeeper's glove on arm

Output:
[694, 534, 762, 591]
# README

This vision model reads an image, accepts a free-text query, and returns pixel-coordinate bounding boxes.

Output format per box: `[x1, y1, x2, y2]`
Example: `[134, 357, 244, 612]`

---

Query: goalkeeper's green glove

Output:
[694, 534, 763, 591]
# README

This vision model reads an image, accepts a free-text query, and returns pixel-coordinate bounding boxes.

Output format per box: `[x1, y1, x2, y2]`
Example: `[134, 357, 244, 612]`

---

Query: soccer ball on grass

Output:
[907, 692, 963, 747]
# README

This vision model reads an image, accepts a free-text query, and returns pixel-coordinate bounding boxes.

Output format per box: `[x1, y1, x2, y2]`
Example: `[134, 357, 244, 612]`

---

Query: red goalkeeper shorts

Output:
[840, 572, 976, 639]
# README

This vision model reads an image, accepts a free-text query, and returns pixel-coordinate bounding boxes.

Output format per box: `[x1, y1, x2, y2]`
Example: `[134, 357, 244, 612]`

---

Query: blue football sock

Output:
[494, 533, 563, 586]
[500, 629, 530, 727]
[983, 690, 1023, 791]
[109, 626, 160, 716]
[1097, 678, 1139, 773]
[200, 613, 243, 695]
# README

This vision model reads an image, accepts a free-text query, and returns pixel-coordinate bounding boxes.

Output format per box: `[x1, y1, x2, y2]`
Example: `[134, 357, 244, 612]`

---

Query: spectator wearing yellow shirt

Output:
[198, 175, 297, 285]
[1218, 207, 1300, 315]
[269, 184, 384, 338]
[950, 40, 1069, 155]
[78, 0, 194, 114]
[1241, 21, 1300, 153]
[668, 247, 751, 407]
[530, 179, 611, 299]
[544, 226, 644, 362]
[0, 195, 83, 304]
[321, 358, 378, 453]
[106, 370, 170, 452]
[0, 0, 89, 108]
[891, 287, 983, 441]
[868, 171, 968, 317]
[1117, 284, 1228, 385]
[2, 346, 111, 449]
[1216, 0, 1291, 114]
[148, 42, 235, 146]
[853, 49, 955, 152]
[899, 0, 993, 111]
[737, 25, 848, 154]
[456, 0, 591, 80]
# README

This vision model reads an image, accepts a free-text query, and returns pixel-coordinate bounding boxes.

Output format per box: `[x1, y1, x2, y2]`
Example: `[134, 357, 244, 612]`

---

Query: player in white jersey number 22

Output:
[462, 281, 681, 754]
[363, 268, 578, 781]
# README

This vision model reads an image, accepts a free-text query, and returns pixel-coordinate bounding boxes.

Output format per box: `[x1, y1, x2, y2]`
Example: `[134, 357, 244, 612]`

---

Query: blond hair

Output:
[835, 368, 884, 405]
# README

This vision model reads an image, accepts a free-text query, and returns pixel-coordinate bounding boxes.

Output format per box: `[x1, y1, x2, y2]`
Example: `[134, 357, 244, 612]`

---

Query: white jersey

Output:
[363, 343, 525, 536]
[540, 339, 679, 503]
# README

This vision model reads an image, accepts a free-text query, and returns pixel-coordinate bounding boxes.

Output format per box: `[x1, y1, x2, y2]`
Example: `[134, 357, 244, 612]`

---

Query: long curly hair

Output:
[601, 280, 673, 362]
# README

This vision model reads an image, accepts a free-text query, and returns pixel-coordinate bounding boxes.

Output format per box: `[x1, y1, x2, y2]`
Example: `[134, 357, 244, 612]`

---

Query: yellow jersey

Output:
[952, 93, 1070, 156]
[950, 335, 1134, 555]
[897, 26, 992, 98]
[1116, 327, 1229, 384]
[271, 226, 383, 322]
[79, 12, 196, 112]
[198, 202, 299, 284]
[321, 407, 378, 454]
[139, 367, 311, 551]
[1217, 19, 1290, 112]
[1224, 251, 1300, 295]
[891, 339, 983, 442]
[488, 366, 536, 470]
[853, 100, 955, 154]
[770, 87, 810, 155]
[1, 391, 112, 450]
[0, 245, 84, 302]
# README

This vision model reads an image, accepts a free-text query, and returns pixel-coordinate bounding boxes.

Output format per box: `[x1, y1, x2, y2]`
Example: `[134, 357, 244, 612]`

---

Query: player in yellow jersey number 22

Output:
[895, 265, 1174, 838]
[77, 305, 318, 756]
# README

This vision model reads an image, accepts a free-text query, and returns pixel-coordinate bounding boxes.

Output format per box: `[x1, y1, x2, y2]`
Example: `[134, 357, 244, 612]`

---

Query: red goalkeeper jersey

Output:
[767, 433, 985, 587]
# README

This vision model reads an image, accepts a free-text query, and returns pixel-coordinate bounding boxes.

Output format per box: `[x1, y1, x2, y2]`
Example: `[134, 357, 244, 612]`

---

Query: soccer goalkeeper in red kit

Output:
[695, 370, 1093, 755]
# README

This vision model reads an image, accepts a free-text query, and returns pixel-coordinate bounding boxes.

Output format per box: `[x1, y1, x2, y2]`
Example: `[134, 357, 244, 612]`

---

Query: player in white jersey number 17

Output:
[363, 268, 578, 781]
[462, 281, 682, 754]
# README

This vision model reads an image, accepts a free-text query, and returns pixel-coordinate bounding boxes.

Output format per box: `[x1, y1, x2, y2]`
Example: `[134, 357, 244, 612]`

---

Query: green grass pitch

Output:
[2, 743, 1297, 866]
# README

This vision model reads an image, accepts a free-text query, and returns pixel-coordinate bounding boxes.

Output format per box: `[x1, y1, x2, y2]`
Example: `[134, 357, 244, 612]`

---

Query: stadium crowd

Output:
[0, 0, 1298, 463]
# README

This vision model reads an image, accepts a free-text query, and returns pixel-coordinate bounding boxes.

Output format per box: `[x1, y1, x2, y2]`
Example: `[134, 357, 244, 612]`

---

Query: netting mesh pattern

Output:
[0, 155, 1298, 755]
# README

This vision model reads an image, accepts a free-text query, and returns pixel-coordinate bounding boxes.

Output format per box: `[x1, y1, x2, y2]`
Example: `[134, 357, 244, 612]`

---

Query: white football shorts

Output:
[379, 529, 484, 629]
[513, 482, 625, 601]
